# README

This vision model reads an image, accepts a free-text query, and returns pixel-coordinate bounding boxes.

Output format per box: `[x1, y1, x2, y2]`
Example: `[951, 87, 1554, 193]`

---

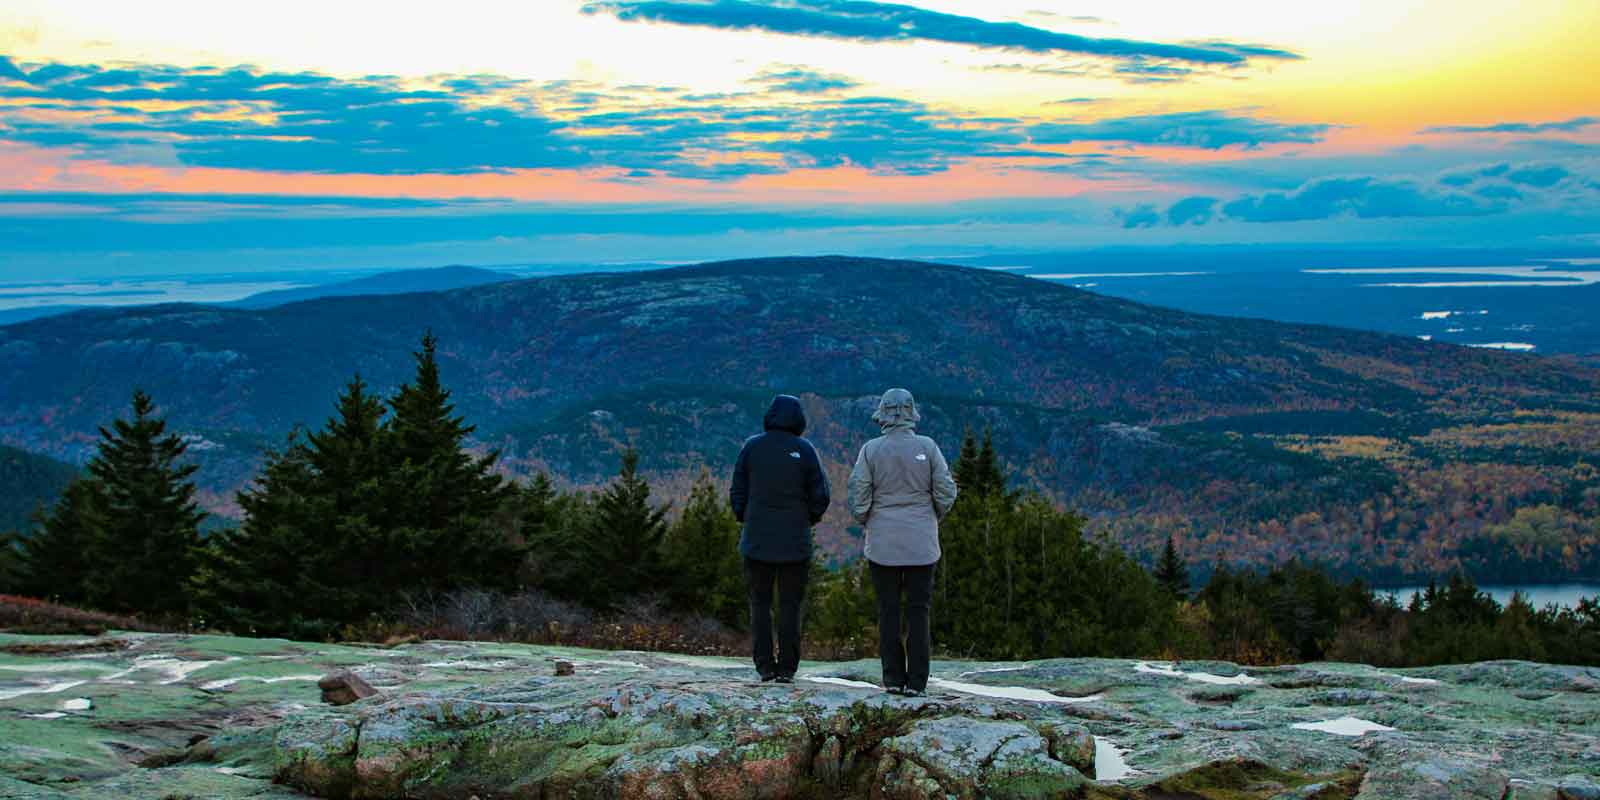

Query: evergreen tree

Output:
[190, 433, 346, 638]
[583, 449, 668, 608]
[382, 333, 520, 597]
[521, 474, 594, 600]
[661, 474, 744, 626]
[191, 377, 390, 635]
[972, 429, 1005, 498]
[81, 390, 205, 616]
[1155, 535, 1191, 598]
[952, 430, 979, 496]
[16, 480, 105, 603]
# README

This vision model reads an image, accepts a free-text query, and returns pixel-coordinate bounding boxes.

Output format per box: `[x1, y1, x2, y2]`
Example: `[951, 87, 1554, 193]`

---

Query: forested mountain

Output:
[0, 445, 77, 533]
[229, 265, 514, 309]
[1, 256, 1596, 582]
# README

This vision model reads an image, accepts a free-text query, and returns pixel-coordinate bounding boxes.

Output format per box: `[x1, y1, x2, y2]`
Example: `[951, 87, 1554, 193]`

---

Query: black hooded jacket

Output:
[729, 395, 832, 562]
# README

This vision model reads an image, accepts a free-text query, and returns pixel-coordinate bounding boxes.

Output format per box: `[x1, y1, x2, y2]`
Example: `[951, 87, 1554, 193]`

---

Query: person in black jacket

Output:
[729, 394, 831, 683]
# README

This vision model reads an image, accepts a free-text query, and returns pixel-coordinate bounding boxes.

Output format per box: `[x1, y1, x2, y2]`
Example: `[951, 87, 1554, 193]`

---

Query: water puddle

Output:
[656, 655, 747, 670]
[1135, 661, 1258, 686]
[1094, 736, 1137, 781]
[0, 679, 89, 701]
[803, 676, 879, 690]
[200, 674, 322, 691]
[955, 665, 1031, 678]
[1291, 716, 1394, 736]
[926, 678, 1103, 704]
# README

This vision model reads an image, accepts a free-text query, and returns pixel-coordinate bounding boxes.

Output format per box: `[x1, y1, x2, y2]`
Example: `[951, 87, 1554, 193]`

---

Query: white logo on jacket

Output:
[789, 451, 802, 459]
[915, 453, 928, 461]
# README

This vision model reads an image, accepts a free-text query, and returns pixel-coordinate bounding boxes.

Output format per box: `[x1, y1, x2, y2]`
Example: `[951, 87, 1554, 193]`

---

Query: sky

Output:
[1, 0, 1597, 279]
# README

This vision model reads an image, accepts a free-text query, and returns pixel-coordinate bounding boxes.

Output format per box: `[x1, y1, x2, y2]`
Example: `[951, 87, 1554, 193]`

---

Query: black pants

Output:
[744, 557, 809, 678]
[869, 560, 937, 692]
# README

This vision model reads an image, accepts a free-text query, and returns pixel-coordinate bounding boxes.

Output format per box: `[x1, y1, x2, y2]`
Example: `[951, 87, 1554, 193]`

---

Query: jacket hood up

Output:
[763, 394, 807, 436]
[871, 387, 920, 432]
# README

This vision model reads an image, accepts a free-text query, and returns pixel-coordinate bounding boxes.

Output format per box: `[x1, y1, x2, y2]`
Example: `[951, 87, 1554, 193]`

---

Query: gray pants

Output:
[870, 560, 937, 692]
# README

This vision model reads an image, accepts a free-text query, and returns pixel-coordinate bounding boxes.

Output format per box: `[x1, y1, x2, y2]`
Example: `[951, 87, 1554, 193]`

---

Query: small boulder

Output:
[318, 670, 378, 706]
[554, 660, 575, 676]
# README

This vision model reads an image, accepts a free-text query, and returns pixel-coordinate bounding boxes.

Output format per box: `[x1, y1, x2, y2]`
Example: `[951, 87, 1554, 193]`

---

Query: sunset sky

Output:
[1, 0, 1597, 278]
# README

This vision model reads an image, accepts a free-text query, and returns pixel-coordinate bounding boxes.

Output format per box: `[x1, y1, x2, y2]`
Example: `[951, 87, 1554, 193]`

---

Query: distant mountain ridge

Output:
[0, 265, 517, 326]
[227, 265, 514, 309]
[2, 256, 1596, 581]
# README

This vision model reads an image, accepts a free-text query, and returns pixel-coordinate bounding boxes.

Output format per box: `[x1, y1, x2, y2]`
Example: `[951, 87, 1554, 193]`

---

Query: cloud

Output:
[1505, 164, 1572, 188]
[1029, 111, 1329, 150]
[1166, 196, 1216, 225]
[1116, 203, 1160, 228]
[1422, 116, 1598, 135]
[582, 0, 1300, 66]
[0, 59, 1039, 178]
[0, 61, 583, 174]
[1437, 161, 1580, 192]
[2, 58, 1339, 182]
[1219, 177, 1505, 222]
[748, 66, 860, 94]
[1112, 59, 1193, 84]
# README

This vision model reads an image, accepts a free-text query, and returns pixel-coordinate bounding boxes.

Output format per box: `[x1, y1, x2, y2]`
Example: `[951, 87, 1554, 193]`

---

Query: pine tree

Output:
[382, 333, 519, 598]
[81, 390, 206, 616]
[952, 430, 979, 497]
[1155, 535, 1191, 598]
[973, 429, 1006, 499]
[16, 479, 104, 603]
[583, 449, 668, 609]
[190, 432, 345, 638]
[523, 484, 592, 601]
[661, 474, 744, 626]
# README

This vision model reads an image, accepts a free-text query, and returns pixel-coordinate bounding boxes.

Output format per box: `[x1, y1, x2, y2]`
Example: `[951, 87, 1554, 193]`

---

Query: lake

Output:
[1378, 583, 1600, 610]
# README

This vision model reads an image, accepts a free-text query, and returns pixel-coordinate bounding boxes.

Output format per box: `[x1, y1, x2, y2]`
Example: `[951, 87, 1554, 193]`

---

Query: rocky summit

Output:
[0, 633, 1597, 799]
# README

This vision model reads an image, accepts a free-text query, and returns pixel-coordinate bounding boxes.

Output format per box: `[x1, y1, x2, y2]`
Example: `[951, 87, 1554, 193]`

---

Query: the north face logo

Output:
[915, 453, 928, 461]
[789, 451, 802, 459]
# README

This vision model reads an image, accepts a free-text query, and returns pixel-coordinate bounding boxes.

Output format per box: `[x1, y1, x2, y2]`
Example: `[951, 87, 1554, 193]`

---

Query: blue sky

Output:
[0, 1, 1596, 279]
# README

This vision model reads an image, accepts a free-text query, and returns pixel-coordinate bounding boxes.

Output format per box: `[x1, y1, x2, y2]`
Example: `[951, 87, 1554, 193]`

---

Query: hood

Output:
[871, 387, 920, 432]
[763, 394, 807, 436]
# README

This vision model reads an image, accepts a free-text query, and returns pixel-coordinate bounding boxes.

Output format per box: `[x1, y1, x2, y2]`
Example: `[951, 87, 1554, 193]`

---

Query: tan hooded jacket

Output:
[847, 388, 958, 566]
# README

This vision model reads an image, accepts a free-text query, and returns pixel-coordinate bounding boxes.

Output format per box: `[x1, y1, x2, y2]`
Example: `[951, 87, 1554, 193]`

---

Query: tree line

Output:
[2, 332, 1596, 667]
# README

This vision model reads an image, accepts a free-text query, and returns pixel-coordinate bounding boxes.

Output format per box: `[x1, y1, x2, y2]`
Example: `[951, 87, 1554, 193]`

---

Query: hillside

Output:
[229, 264, 514, 308]
[1, 256, 1597, 581]
[0, 446, 77, 534]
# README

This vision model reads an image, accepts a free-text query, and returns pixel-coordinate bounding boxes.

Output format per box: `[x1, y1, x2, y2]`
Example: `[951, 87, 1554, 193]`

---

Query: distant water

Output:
[1378, 583, 1599, 610]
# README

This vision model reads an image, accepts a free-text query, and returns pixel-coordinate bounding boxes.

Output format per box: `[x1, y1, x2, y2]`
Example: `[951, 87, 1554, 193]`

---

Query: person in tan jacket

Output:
[847, 388, 958, 696]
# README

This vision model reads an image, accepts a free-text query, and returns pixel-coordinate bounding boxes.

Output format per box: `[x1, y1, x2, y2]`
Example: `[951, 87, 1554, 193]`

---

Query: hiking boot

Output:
[885, 685, 907, 696]
[775, 674, 794, 684]
[758, 671, 778, 683]
[902, 688, 924, 698]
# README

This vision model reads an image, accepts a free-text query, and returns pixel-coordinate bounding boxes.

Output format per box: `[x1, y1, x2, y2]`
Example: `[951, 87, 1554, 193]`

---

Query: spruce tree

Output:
[191, 433, 343, 638]
[81, 390, 205, 616]
[952, 430, 979, 496]
[17, 480, 104, 604]
[382, 333, 519, 598]
[1155, 535, 1191, 598]
[584, 449, 668, 608]
[661, 475, 744, 626]
[973, 429, 1005, 498]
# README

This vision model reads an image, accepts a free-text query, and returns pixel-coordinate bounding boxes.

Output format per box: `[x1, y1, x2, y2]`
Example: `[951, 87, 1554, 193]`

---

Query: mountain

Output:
[229, 265, 514, 308]
[2, 256, 1597, 581]
[0, 306, 94, 326]
[0, 445, 77, 533]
